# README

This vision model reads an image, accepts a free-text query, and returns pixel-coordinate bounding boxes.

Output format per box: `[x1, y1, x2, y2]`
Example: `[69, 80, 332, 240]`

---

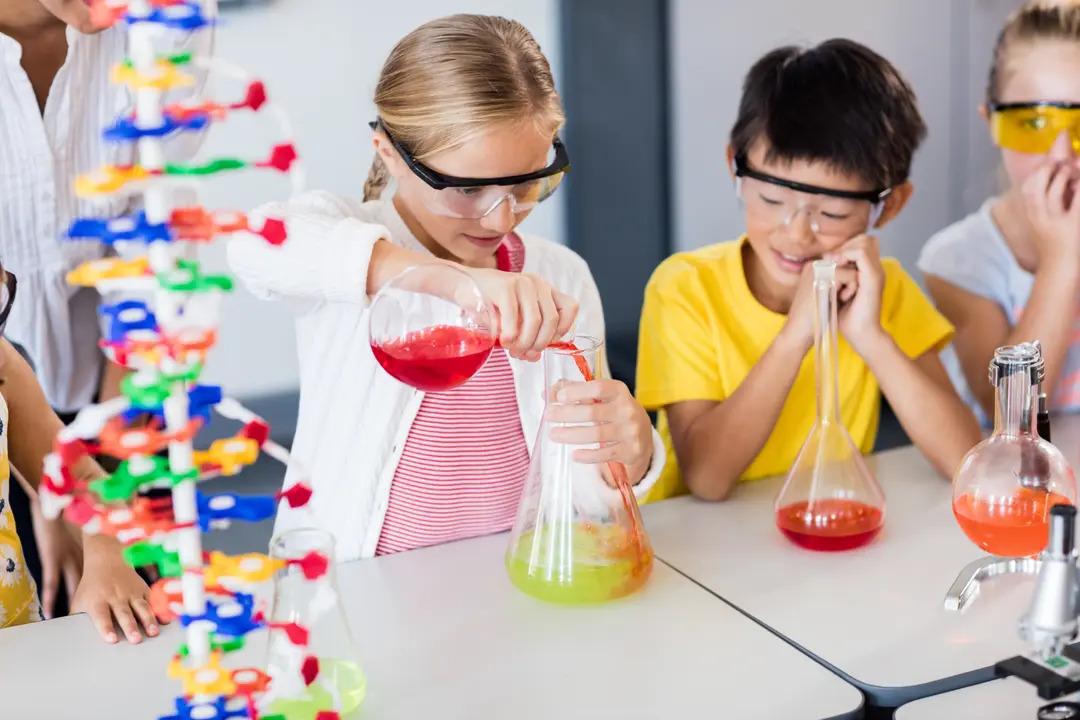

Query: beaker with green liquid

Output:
[505, 336, 653, 603]
[264, 528, 366, 719]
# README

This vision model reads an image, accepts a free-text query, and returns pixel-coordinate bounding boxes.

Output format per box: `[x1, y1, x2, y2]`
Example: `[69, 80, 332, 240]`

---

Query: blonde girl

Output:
[229, 14, 663, 560]
[920, 2, 1080, 423]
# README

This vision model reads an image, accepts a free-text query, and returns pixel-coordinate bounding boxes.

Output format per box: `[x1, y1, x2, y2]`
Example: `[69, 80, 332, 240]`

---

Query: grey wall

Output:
[560, 0, 670, 385]
[669, 0, 1018, 272]
[197, 0, 1023, 400]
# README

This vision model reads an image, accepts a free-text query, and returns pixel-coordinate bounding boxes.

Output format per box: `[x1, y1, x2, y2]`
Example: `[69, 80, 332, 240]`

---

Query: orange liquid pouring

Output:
[547, 341, 648, 559]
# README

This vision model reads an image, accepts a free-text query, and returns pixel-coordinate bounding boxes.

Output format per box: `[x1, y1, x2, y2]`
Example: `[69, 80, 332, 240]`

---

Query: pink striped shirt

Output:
[375, 235, 529, 555]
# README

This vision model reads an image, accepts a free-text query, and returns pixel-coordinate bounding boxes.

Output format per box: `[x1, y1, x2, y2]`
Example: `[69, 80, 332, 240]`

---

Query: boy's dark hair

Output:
[729, 38, 926, 190]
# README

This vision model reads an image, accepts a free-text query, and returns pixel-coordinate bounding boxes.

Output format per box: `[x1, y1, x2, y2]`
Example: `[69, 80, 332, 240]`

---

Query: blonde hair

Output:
[363, 14, 565, 201]
[987, 1, 1080, 104]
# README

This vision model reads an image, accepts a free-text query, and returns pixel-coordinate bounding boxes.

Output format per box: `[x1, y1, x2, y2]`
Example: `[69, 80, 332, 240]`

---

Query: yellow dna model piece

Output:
[168, 651, 237, 697]
[75, 164, 152, 197]
[112, 59, 195, 92]
[194, 437, 260, 477]
[204, 551, 284, 588]
[67, 257, 151, 287]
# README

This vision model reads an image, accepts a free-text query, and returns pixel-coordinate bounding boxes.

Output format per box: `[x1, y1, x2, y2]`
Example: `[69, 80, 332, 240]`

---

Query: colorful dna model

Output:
[35, 2, 355, 718]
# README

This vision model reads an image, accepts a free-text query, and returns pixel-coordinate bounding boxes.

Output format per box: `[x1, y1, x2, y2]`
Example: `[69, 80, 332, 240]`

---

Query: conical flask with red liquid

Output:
[774, 260, 886, 551]
[369, 264, 496, 391]
[952, 342, 1076, 557]
[505, 337, 654, 603]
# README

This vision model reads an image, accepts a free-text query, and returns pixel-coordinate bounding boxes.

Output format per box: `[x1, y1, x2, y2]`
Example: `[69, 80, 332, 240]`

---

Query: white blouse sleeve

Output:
[227, 191, 390, 313]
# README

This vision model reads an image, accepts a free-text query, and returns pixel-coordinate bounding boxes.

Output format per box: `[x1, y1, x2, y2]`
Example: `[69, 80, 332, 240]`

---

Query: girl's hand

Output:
[825, 234, 887, 354]
[465, 269, 579, 361]
[1022, 160, 1080, 267]
[71, 534, 161, 644]
[546, 379, 654, 484]
[29, 501, 81, 619]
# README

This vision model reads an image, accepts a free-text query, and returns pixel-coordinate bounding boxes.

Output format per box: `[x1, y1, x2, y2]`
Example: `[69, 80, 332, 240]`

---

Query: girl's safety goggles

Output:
[371, 119, 570, 219]
[990, 102, 1080, 155]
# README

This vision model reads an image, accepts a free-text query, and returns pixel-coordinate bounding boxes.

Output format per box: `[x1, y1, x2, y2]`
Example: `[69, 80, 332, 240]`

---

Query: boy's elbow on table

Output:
[685, 467, 738, 503]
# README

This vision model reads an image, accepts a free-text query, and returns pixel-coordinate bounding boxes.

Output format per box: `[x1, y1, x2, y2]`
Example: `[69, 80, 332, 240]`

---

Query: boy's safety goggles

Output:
[734, 154, 890, 238]
[370, 119, 570, 219]
[990, 102, 1080, 155]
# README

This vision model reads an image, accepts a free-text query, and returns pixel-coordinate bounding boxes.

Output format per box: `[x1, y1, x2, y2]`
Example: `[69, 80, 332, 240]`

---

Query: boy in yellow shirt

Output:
[637, 39, 981, 502]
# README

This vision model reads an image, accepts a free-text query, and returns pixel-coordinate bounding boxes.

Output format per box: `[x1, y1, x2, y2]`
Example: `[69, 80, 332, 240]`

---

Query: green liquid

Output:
[266, 658, 366, 720]
[506, 526, 653, 604]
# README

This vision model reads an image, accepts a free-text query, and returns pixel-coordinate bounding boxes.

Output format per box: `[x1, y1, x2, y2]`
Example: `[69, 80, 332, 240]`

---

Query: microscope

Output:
[996, 504, 1080, 719]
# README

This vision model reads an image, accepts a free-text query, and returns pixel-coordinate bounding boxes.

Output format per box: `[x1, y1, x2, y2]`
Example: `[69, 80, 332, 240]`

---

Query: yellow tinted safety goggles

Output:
[990, 102, 1080, 154]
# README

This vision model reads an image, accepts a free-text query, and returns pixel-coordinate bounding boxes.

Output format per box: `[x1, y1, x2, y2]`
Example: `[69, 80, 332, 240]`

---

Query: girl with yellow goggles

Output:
[919, 2, 1080, 429]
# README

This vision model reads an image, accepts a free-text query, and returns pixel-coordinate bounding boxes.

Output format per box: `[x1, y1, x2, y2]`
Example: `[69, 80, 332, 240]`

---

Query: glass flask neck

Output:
[989, 342, 1045, 438]
[813, 261, 841, 423]
[994, 368, 1036, 437]
[541, 336, 603, 392]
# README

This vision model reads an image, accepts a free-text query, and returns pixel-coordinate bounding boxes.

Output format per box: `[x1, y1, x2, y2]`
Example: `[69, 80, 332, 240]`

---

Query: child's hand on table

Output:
[71, 534, 161, 644]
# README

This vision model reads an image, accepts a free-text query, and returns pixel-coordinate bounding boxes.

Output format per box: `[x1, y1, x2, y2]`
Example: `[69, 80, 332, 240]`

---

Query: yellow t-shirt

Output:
[0, 394, 40, 629]
[636, 237, 954, 503]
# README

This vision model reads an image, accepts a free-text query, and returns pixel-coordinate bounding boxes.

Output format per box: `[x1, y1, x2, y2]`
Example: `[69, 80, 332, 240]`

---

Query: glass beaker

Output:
[952, 342, 1076, 557]
[369, 264, 497, 391]
[505, 336, 654, 603]
[774, 260, 886, 551]
[264, 528, 365, 720]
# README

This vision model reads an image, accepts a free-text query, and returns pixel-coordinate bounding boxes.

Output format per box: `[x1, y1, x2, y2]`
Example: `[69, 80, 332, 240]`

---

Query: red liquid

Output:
[371, 325, 494, 391]
[776, 499, 884, 551]
[953, 490, 1073, 557]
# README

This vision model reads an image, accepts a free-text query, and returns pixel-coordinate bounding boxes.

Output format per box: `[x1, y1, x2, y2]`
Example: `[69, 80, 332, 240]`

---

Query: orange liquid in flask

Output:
[953, 489, 1073, 557]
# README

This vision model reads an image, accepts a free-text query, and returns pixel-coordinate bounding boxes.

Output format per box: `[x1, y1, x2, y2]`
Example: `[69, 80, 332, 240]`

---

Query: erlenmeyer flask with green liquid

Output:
[264, 528, 366, 719]
[505, 336, 653, 603]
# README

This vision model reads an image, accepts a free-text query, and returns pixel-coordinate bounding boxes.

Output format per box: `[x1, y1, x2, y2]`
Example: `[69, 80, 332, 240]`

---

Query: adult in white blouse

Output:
[0, 0, 191, 637]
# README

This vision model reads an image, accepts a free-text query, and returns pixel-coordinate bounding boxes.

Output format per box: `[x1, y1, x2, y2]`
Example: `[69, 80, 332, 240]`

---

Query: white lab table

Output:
[0, 532, 862, 720]
[643, 439, 1053, 706]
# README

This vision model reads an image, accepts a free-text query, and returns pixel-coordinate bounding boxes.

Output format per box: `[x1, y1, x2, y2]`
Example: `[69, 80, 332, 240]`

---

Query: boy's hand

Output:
[826, 234, 886, 354]
[777, 261, 857, 355]
[1022, 160, 1080, 268]
[546, 379, 654, 484]
[777, 264, 817, 353]
[71, 534, 161, 645]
